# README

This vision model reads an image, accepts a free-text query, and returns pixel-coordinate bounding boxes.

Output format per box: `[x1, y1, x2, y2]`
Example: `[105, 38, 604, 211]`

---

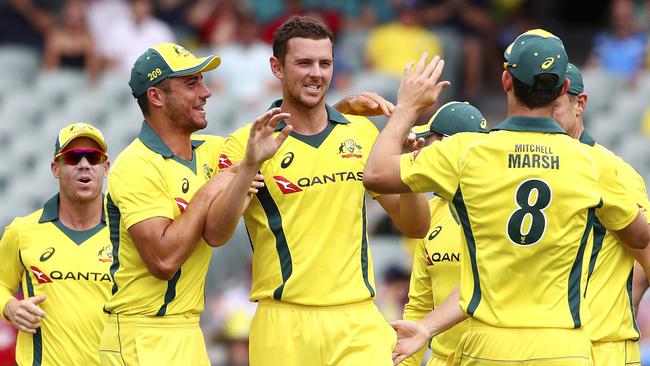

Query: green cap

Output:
[129, 43, 221, 98]
[566, 63, 584, 95]
[54, 122, 107, 156]
[411, 101, 487, 138]
[503, 29, 568, 90]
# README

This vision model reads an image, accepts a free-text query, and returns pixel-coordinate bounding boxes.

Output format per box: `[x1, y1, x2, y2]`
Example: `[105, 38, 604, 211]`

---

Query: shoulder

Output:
[227, 123, 253, 142]
[3, 209, 44, 235]
[192, 134, 226, 149]
[341, 115, 379, 134]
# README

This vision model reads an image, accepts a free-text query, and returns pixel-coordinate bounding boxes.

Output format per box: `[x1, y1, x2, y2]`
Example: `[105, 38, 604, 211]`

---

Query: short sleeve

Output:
[400, 136, 463, 201]
[222, 125, 250, 166]
[108, 154, 174, 230]
[594, 151, 639, 231]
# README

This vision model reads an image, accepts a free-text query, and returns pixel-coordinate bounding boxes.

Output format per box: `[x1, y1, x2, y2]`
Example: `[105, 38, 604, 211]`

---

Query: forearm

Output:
[365, 106, 419, 193]
[396, 193, 431, 238]
[420, 286, 467, 338]
[204, 162, 260, 246]
[0, 289, 15, 321]
[632, 261, 649, 312]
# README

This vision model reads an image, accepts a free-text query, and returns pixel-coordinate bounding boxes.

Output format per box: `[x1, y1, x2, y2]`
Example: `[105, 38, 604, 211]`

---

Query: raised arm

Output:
[203, 108, 291, 246]
[364, 53, 450, 194]
[377, 194, 430, 238]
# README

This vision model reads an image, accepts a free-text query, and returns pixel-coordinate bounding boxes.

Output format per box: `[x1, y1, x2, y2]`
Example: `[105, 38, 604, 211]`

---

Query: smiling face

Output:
[52, 137, 109, 205]
[271, 37, 333, 110]
[159, 73, 212, 133]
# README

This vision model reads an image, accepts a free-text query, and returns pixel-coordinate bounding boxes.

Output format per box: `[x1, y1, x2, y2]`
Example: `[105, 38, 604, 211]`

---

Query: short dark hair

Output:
[511, 73, 563, 109]
[136, 78, 172, 116]
[272, 16, 334, 63]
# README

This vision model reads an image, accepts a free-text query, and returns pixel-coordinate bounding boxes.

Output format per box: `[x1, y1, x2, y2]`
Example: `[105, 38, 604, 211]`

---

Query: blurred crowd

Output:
[0, 0, 650, 365]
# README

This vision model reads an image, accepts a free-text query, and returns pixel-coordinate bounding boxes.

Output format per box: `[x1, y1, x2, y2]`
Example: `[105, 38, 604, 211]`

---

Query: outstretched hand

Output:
[243, 108, 292, 168]
[334, 92, 395, 116]
[390, 319, 430, 365]
[396, 53, 451, 117]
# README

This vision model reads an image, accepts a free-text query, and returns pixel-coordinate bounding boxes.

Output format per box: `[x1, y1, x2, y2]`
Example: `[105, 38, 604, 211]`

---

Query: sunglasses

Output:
[55, 148, 108, 165]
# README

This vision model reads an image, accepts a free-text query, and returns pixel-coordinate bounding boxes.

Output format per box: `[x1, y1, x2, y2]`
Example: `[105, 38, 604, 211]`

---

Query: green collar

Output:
[579, 130, 596, 146]
[268, 100, 350, 132]
[39, 194, 106, 224]
[39, 194, 106, 245]
[492, 116, 566, 134]
[138, 121, 205, 158]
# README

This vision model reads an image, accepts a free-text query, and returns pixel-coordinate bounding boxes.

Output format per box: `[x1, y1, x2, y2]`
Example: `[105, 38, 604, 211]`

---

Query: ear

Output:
[147, 87, 164, 108]
[51, 160, 60, 179]
[559, 78, 570, 96]
[501, 71, 512, 93]
[270, 56, 283, 80]
[102, 160, 110, 178]
[577, 93, 588, 115]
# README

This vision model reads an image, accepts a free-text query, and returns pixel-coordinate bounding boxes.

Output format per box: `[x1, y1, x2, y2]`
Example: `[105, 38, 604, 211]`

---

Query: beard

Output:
[163, 95, 207, 133]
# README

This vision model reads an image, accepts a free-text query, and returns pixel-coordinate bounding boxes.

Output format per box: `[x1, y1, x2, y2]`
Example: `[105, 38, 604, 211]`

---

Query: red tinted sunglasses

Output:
[55, 148, 108, 165]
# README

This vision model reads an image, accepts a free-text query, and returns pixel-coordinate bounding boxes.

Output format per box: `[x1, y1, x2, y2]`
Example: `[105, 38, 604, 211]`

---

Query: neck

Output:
[280, 99, 329, 135]
[58, 195, 103, 231]
[148, 115, 193, 159]
[507, 95, 555, 119]
[569, 119, 586, 140]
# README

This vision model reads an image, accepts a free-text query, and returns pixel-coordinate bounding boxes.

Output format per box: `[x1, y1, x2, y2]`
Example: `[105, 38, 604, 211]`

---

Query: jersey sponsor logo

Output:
[181, 178, 190, 193]
[175, 197, 189, 213]
[203, 163, 214, 180]
[273, 176, 302, 194]
[97, 245, 113, 263]
[39, 247, 55, 262]
[423, 249, 460, 266]
[49, 271, 112, 282]
[338, 139, 363, 158]
[428, 226, 442, 240]
[30, 266, 52, 284]
[296, 171, 364, 188]
[281, 152, 294, 168]
[218, 154, 232, 169]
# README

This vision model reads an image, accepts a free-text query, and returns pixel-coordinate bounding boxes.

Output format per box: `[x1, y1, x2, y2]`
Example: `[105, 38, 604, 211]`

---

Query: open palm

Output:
[245, 107, 292, 166]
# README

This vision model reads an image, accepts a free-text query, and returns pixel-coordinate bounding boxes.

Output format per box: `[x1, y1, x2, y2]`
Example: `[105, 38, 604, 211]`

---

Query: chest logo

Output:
[39, 247, 55, 262]
[273, 176, 303, 194]
[97, 245, 113, 263]
[338, 139, 363, 159]
[218, 154, 233, 169]
[428, 226, 442, 241]
[203, 163, 214, 180]
[30, 266, 53, 284]
[281, 152, 294, 168]
[181, 178, 190, 193]
[175, 197, 189, 213]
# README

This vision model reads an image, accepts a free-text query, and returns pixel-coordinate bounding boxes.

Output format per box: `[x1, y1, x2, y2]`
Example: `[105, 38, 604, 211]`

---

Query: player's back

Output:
[401, 117, 637, 329]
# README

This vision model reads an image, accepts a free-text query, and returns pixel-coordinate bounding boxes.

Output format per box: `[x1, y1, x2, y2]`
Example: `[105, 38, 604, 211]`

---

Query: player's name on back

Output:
[508, 144, 559, 170]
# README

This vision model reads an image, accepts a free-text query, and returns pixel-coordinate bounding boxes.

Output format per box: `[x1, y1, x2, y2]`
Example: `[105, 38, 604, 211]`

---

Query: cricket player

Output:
[364, 29, 649, 365]
[0, 123, 111, 365]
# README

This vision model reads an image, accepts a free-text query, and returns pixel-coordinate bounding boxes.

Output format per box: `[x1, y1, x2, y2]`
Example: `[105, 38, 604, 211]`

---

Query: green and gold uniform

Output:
[99, 121, 223, 366]
[222, 101, 396, 366]
[0, 195, 111, 366]
[402, 197, 468, 366]
[399, 117, 639, 365]
[580, 131, 649, 366]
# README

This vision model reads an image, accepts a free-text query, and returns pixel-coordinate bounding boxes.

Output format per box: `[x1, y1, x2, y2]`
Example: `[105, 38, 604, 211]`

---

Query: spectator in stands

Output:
[186, 0, 241, 47]
[362, 0, 443, 101]
[376, 265, 411, 322]
[42, 0, 99, 81]
[421, 0, 496, 102]
[0, 0, 54, 50]
[207, 11, 278, 129]
[101, 0, 175, 73]
[587, 0, 648, 84]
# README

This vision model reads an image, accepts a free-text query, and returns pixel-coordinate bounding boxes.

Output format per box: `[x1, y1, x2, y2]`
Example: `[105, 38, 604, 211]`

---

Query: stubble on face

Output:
[281, 37, 333, 111]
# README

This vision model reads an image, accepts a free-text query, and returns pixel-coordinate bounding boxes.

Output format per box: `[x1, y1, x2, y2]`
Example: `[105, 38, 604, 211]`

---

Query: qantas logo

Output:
[175, 197, 188, 213]
[30, 266, 52, 284]
[218, 154, 232, 169]
[273, 176, 302, 194]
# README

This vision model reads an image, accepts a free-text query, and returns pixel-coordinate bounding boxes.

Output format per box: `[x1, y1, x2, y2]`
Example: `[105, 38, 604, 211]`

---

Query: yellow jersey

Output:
[104, 121, 224, 316]
[0, 195, 111, 366]
[402, 197, 468, 365]
[222, 101, 379, 306]
[399, 116, 638, 329]
[580, 131, 650, 342]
